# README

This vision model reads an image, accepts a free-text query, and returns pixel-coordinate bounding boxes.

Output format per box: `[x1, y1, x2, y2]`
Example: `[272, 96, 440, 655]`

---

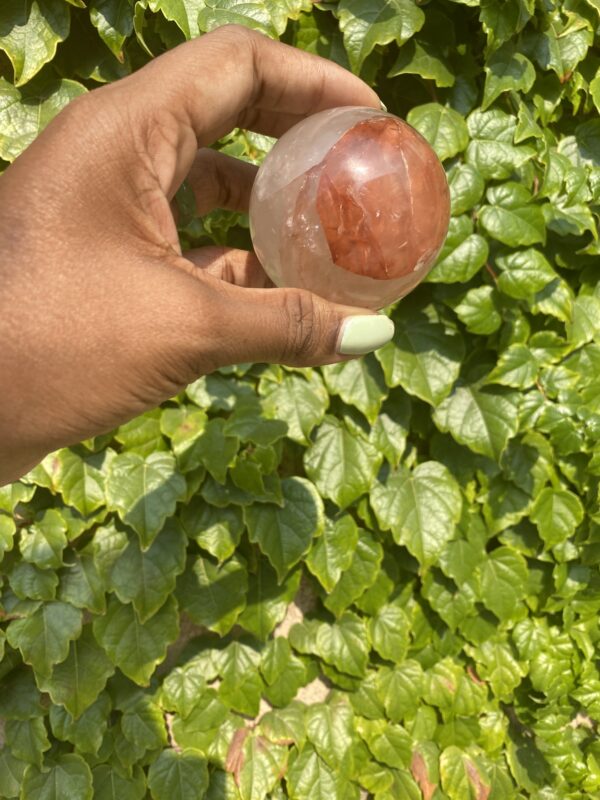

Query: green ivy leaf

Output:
[0, 76, 86, 161]
[89, 0, 134, 58]
[324, 529, 382, 617]
[179, 498, 243, 563]
[216, 640, 264, 715]
[244, 477, 323, 582]
[482, 43, 535, 109]
[105, 452, 186, 550]
[567, 295, 600, 346]
[5, 717, 50, 768]
[476, 546, 528, 621]
[369, 395, 411, 468]
[259, 703, 306, 748]
[466, 108, 534, 179]
[470, 640, 524, 700]
[480, 0, 533, 49]
[422, 569, 474, 631]
[376, 315, 464, 405]
[337, 0, 425, 73]
[171, 689, 230, 757]
[304, 417, 382, 508]
[160, 406, 208, 473]
[447, 164, 486, 216]
[6, 601, 82, 679]
[49, 693, 111, 755]
[487, 343, 539, 388]
[236, 732, 289, 800]
[8, 561, 58, 602]
[260, 372, 329, 444]
[177, 552, 247, 635]
[286, 745, 338, 800]
[238, 559, 301, 641]
[369, 604, 410, 663]
[148, 748, 209, 800]
[0, 0, 70, 86]
[223, 404, 287, 446]
[289, 612, 369, 677]
[454, 285, 502, 335]
[160, 663, 206, 719]
[57, 9, 132, 82]
[434, 385, 520, 460]
[108, 521, 186, 622]
[356, 717, 412, 769]
[115, 409, 166, 456]
[305, 698, 354, 770]
[483, 475, 527, 534]
[0, 514, 17, 562]
[533, 18, 592, 80]
[21, 754, 93, 800]
[122, 695, 167, 753]
[39, 626, 114, 718]
[0, 482, 35, 513]
[0, 668, 43, 720]
[92, 595, 179, 685]
[371, 462, 462, 566]
[92, 764, 146, 800]
[58, 553, 106, 615]
[428, 218, 488, 284]
[389, 38, 455, 87]
[322, 355, 387, 424]
[261, 638, 307, 707]
[439, 746, 491, 800]
[54, 449, 106, 516]
[496, 248, 558, 299]
[479, 183, 546, 247]
[530, 277, 574, 324]
[0, 749, 28, 797]
[530, 487, 584, 547]
[198, 0, 310, 38]
[407, 103, 469, 161]
[294, 9, 349, 67]
[305, 515, 359, 593]
[424, 659, 487, 716]
[19, 509, 67, 570]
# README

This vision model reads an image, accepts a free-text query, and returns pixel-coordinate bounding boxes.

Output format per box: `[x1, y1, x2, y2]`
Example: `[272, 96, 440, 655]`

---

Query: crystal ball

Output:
[249, 106, 450, 309]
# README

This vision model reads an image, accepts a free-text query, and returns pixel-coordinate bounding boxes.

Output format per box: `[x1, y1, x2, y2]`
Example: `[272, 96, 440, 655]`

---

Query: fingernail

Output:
[379, 99, 388, 112]
[338, 314, 395, 355]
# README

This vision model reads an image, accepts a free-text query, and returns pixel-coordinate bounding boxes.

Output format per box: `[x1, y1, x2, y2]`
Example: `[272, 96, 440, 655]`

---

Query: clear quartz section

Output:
[249, 106, 450, 309]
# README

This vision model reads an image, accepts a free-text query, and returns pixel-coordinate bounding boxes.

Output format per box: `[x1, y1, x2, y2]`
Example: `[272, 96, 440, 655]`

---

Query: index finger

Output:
[129, 25, 381, 145]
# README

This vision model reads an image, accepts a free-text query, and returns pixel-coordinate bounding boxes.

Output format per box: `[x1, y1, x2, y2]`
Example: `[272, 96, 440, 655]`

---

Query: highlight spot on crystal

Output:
[250, 107, 450, 309]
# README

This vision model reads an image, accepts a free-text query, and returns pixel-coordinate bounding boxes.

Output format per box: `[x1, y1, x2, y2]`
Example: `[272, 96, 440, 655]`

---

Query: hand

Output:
[0, 25, 394, 485]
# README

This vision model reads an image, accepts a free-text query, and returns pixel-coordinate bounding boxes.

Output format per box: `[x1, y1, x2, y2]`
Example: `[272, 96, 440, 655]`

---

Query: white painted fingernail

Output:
[379, 100, 388, 112]
[338, 315, 395, 355]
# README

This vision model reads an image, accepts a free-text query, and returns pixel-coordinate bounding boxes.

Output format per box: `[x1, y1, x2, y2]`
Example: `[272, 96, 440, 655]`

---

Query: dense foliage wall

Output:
[2, 1, 600, 798]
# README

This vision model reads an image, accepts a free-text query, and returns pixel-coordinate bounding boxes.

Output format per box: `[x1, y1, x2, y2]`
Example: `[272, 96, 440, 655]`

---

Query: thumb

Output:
[210, 283, 395, 367]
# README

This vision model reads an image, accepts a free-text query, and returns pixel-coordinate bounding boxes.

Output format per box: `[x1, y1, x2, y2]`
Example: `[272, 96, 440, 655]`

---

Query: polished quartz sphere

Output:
[249, 106, 451, 309]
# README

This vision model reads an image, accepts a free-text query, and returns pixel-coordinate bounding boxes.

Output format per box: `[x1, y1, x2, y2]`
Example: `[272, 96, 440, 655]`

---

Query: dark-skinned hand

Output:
[0, 25, 394, 485]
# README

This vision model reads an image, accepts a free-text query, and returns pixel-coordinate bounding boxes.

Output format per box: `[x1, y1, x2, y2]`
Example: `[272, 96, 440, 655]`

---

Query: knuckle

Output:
[68, 89, 94, 111]
[211, 23, 259, 43]
[208, 23, 257, 56]
[190, 152, 229, 211]
[57, 85, 121, 145]
[213, 23, 250, 38]
[282, 289, 321, 363]
[155, 263, 224, 379]
[57, 90, 94, 126]
[208, 157, 234, 208]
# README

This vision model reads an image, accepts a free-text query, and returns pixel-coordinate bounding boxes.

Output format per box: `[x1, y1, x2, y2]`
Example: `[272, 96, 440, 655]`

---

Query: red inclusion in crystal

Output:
[313, 116, 450, 281]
